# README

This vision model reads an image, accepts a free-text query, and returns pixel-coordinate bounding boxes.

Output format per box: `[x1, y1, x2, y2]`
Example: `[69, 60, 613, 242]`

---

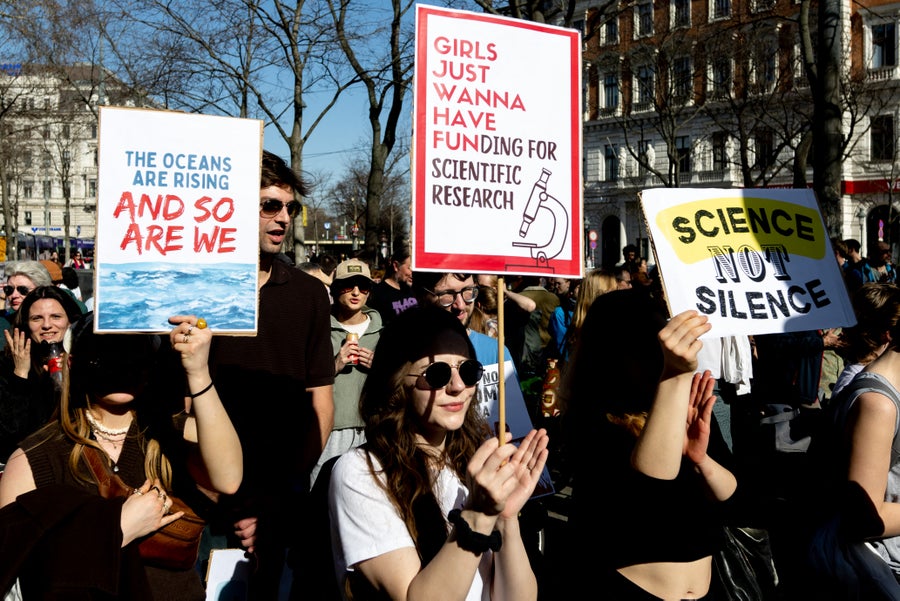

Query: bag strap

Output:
[82, 446, 125, 499]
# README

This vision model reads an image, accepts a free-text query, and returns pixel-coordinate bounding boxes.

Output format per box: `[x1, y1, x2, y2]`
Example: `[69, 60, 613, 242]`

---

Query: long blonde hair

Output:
[56, 360, 173, 489]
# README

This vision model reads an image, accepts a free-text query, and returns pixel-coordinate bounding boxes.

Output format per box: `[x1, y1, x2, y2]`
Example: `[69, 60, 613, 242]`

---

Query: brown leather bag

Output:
[83, 446, 206, 570]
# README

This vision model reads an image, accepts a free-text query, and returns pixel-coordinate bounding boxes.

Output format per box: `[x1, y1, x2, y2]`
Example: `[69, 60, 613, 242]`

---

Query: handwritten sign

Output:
[411, 5, 583, 278]
[641, 188, 856, 336]
[95, 107, 263, 333]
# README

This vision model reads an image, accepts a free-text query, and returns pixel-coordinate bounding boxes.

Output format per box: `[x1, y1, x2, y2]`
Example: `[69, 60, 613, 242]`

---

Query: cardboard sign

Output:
[641, 188, 856, 337]
[412, 5, 583, 278]
[95, 107, 263, 333]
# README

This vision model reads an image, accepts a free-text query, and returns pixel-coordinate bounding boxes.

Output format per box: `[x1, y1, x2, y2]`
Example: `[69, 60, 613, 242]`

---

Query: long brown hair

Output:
[359, 307, 488, 563]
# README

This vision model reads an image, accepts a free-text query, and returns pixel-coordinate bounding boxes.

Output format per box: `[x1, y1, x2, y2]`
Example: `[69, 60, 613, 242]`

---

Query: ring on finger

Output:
[188, 325, 194, 334]
[182, 334, 190, 343]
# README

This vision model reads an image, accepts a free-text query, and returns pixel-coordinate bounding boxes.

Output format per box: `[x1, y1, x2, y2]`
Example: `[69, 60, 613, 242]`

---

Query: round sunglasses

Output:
[408, 359, 483, 389]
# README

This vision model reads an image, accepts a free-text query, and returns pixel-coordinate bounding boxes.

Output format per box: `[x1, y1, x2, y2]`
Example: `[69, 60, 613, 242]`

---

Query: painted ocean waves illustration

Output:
[97, 262, 257, 332]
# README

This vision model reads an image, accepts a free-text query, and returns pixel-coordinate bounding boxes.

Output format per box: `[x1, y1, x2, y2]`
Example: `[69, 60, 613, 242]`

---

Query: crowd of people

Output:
[4, 150, 900, 601]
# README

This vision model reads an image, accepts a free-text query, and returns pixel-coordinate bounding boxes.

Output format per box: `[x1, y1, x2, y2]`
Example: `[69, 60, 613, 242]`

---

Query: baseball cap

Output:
[39, 260, 63, 283]
[332, 259, 372, 282]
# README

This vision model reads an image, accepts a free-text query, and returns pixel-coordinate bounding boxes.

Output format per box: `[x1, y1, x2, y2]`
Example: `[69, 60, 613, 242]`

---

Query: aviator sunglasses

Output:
[3, 285, 32, 296]
[408, 359, 484, 389]
[259, 198, 302, 218]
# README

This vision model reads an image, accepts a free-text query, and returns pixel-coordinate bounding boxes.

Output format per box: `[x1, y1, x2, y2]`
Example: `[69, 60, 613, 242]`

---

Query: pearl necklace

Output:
[85, 410, 131, 437]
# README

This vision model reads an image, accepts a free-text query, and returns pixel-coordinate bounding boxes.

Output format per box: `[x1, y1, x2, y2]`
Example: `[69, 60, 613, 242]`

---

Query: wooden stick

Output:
[497, 276, 506, 444]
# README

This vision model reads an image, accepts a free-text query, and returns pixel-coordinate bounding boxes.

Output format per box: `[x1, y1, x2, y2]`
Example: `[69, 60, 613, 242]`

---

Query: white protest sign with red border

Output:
[412, 5, 582, 278]
[641, 188, 856, 337]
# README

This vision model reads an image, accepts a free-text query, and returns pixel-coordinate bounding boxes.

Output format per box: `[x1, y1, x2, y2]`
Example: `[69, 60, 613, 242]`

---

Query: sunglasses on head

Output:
[3, 285, 31, 296]
[338, 280, 371, 295]
[259, 198, 302, 218]
[408, 359, 483, 389]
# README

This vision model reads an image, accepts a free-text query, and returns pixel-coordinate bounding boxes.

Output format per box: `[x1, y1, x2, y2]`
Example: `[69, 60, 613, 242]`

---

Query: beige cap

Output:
[332, 259, 372, 282]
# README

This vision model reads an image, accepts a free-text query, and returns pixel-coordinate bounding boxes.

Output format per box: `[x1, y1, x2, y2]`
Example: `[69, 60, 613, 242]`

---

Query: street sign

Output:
[589, 230, 598, 242]
[590, 240, 597, 249]
[324, 222, 331, 230]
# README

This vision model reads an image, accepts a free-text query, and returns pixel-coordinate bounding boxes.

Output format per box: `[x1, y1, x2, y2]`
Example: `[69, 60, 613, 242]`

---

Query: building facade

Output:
[578, 0, 900, 268]
[0, 64, 149, 260]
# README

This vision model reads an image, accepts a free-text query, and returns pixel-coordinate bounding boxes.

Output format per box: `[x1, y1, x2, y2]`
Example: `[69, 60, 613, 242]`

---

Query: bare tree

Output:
[327, 0, 415, 254]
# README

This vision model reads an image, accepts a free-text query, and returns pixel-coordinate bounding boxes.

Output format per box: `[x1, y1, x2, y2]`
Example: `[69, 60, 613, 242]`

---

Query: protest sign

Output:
[95, 106, 263, 333]
[412, 5, 582, 278]
[641, 188, 856, 337]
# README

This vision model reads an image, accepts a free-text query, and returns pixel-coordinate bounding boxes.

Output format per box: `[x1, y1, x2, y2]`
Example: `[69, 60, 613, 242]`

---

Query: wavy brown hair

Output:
[358, 306, 488, 564]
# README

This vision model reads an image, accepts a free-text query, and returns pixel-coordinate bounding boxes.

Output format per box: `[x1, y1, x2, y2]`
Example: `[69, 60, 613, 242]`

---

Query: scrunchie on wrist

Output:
[448, 509, 502, 554]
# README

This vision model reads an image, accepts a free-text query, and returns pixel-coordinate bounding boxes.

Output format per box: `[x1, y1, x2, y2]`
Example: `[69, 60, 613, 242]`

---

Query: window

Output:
[603, 16, 618, 45]
[751, 43, 778, 93]
[88, 179, 97, 197]
[672, 56, 692, 99]
[42, 180, 51, 199]
[42, 152, 51, 169]
[42, 125, 50, 140]
[23, 180, 33, 198]
[712, 132, 728, 170]
[711, 57, 732, 98]
[62, 150, 71, 168]
[604, 73, 619, 112]
[639, 140, 654, 176]
[676, 136, 691, 173]
[23, 151, 32, 168]
[62, 124, 70, 139]
[43, 96, 50, 110]
[24, 211, 31, 226]
[62, 180, 71, 198]
[872, 115, 895, 161]
[636, 1, 653, 37]
[872, 23, 897, 68]
[673, 0, 690, 28]
[604, 145, 620, 182]
[713, 0, 731, 19]
[90, 123, 97, 139]
[755, 128, 776, 170]
[636, 66, 655, 108]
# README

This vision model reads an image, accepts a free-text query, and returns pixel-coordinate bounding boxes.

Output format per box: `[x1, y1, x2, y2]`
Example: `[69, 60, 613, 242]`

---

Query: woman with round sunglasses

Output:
[328, 305, 549, 601]
[0, 286, 83, 464]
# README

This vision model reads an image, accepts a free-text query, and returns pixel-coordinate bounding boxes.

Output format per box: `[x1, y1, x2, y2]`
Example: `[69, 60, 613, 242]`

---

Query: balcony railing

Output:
[868, 66, 898, 82]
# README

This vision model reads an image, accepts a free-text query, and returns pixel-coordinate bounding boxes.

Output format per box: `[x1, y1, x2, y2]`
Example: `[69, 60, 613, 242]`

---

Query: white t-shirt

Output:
[329, 447, 492, 601]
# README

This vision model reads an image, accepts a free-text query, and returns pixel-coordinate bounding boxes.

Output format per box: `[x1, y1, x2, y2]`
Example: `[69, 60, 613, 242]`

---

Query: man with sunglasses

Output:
[412, 271, 524, 430]
[310, 258, 382, 489]
[205, 150, 335, 599]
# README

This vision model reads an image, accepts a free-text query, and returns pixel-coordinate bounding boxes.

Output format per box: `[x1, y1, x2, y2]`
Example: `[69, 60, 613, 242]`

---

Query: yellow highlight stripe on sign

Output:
[656, 197, 826, 264]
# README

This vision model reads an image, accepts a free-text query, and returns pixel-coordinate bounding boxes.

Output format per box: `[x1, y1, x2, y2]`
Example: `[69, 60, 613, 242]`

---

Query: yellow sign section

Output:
[656, 197, 825, 264]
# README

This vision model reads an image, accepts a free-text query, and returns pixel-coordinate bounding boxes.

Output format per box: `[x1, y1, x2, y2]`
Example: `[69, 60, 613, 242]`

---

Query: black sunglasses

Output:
[3, 285, 32, 296]
[408, 359, 483, 389]
[337, 280, 372, 295]
[259, 199, 302, 218]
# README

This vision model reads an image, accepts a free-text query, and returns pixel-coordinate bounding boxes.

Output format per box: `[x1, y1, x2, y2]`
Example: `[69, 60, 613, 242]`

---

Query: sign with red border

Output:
[411, 6, 583, 278]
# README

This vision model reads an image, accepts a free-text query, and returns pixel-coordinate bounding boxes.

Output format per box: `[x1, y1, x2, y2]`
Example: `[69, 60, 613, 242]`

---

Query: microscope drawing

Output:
[512, 168, 569, 270]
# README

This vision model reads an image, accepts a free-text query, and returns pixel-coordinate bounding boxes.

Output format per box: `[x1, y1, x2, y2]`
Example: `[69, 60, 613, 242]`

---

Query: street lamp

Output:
[857, 205, 867, 242]
[584, 214, 591, 269]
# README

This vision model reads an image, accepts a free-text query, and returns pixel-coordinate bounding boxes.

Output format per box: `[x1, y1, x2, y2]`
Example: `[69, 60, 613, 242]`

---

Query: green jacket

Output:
[329, 306, 383, 430]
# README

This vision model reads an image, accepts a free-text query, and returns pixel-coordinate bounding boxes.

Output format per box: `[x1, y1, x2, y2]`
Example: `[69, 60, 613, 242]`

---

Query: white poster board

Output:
[95, 107, 263, 333]
[411, 5, 583, 278]
[641, 188, 856, 337]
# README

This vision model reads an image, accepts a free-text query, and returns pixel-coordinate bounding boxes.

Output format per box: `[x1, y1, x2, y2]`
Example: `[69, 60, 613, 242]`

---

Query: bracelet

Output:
[448, 509, 502, 554]
[189, 382, 214, 399]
